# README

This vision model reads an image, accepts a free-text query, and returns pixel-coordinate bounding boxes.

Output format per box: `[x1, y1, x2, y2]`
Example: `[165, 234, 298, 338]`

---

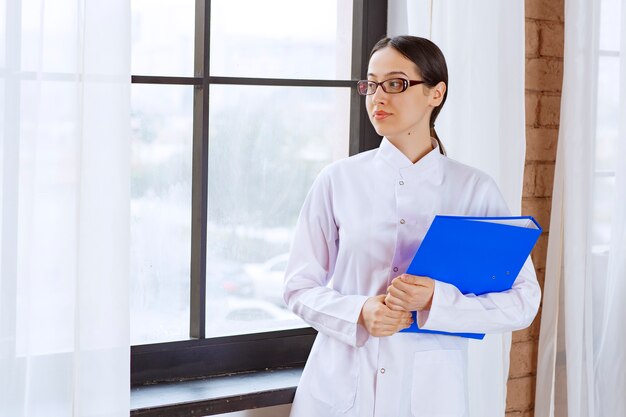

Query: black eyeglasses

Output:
[356, 78, 425, 95]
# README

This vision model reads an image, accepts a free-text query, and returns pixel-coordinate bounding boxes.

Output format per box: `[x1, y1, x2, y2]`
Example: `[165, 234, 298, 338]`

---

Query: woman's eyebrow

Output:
[367, 71, 410, 78]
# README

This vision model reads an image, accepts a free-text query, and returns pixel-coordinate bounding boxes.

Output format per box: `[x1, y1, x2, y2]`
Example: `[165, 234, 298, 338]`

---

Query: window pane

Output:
[0, 82, 3, 221]
[130, 84, 193, 344]
[0, 0, 6, 67]
[131, 0, 194, 76]
[592, 175, 615, 249]
[205, 85, 350, 337]
[595, 56, 618, 172]
[210, 0, 353, 79]
[599, 0, 620, 52]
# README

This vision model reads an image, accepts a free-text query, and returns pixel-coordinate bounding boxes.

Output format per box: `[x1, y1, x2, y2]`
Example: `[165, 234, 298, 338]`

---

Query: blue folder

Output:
[400, 215, 542, 339]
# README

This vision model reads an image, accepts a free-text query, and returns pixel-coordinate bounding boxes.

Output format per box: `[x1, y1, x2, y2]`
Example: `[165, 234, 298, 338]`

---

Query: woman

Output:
[283, 35, 541, 417]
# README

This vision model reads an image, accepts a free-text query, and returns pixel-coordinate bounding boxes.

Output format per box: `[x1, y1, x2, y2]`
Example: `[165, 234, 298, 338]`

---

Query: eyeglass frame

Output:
[356, 78, 426, 96]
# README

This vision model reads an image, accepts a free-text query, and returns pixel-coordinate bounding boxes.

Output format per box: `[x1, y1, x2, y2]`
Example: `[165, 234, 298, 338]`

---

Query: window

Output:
[591, 0, 619, 350]
[593, 0, 619, 252]
[130, 0, 387, 385]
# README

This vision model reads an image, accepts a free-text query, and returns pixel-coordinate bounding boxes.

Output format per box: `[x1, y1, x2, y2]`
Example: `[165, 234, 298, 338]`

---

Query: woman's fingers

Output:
[360, 295, 413, 337]
[383, 297, 411, 316]
[386, 275, 435, 311]
[385, 293, 409, 311]
[386, 284, 417, 311]
[368, 319, 413, 337]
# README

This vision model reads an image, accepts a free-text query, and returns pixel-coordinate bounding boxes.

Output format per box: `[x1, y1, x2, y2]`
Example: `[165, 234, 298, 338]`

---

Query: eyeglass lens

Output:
[358, 78, 406, 95]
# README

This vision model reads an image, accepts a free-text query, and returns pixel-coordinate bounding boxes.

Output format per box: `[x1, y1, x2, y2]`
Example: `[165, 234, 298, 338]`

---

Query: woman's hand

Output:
[358, 295, 413, 337]
[385, 274, 435, 312]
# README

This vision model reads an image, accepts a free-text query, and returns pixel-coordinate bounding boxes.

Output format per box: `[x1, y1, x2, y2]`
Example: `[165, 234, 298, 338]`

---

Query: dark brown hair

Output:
[370, 36, 448, 155]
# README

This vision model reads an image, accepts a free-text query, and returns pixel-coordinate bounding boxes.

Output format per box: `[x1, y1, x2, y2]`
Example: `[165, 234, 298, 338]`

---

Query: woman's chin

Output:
[373, 125, 393, 138]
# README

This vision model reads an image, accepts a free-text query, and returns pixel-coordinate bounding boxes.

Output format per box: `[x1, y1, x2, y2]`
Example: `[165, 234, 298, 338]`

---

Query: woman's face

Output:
[365, 46, 443, 141]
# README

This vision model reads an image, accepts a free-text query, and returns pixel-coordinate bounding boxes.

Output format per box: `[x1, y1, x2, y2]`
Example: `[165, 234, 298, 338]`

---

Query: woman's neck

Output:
[387, 130, 433, 164]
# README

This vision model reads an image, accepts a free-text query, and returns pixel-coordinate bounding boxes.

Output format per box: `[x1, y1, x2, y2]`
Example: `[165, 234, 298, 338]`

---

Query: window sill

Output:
[130, 367, 302, 417]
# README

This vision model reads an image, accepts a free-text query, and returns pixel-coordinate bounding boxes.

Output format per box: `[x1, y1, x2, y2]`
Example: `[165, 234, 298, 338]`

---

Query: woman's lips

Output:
[373, 110, 391, 120]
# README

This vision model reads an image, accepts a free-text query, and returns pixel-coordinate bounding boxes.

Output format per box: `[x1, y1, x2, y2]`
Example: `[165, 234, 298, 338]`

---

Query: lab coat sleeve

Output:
[417, 176, 542, 333]
[283, 169, 370, 348]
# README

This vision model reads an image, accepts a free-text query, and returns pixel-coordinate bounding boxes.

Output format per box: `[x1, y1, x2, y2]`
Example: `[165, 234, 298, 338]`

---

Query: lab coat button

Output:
[399, 219, 406, 224]
[380, 368, 386, 374]
[399, 180, 404, 185]
[393, 267, 398, 272]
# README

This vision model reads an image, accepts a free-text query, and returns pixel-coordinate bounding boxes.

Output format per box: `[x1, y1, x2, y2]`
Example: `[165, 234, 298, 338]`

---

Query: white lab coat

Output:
[283, 137, 541, 417]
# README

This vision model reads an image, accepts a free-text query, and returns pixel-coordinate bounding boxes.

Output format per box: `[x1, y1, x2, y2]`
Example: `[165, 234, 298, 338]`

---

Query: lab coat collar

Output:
[377, 137, 444, 184]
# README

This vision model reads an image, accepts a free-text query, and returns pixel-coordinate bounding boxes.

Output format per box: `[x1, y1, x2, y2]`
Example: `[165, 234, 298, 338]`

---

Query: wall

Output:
[506, 0, 564, 416]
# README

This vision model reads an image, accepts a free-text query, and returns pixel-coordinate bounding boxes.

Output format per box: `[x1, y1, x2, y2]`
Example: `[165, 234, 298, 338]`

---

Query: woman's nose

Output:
[371, 85, 388, 104]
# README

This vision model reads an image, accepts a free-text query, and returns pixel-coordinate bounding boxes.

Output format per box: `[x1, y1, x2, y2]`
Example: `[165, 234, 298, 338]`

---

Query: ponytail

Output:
[430, 124, 446, 156]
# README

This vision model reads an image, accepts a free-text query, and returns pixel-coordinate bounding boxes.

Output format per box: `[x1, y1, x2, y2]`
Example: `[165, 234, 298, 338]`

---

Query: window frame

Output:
[131, 0, 387, 385]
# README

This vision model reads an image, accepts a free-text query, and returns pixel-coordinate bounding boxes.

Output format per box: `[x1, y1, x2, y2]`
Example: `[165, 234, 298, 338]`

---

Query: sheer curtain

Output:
[535, 0, 626, 416]
[0, 1, 130, 416]
[388, 1, 527, 416]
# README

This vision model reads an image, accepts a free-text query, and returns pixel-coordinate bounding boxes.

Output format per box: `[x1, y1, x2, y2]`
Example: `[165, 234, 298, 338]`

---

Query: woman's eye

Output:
[388, 80, 402, 88]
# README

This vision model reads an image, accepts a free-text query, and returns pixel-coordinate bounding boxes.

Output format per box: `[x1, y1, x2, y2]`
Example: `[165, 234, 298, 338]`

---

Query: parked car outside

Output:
[206, 296, 304, 337]
[206, 258, 254, 298]
[243, 253, 290, 307]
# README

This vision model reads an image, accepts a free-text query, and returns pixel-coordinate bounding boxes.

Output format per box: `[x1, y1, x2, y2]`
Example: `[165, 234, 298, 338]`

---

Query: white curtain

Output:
[535, 0, 626, 415]
[0, 0, 130, 416]
[388, 1, 527, 416]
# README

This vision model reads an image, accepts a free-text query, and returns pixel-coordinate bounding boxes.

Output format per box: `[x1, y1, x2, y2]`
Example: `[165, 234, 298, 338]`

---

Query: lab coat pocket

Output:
[309, 335, 359, 413]
[410, 349, 466, 417]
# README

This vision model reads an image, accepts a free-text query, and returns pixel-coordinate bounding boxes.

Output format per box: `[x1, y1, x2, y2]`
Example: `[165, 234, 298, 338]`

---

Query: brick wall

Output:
[505, 1, 564, 416]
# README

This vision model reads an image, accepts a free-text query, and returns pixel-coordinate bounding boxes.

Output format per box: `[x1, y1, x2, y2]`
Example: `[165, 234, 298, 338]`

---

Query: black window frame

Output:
[131, 0, 387, 386]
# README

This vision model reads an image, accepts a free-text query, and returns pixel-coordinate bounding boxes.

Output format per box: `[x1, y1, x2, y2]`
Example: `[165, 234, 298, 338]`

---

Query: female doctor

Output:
[283, 35, 541, 417]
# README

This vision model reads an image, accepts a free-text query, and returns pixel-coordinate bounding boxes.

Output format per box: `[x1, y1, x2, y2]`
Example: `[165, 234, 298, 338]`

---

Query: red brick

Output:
[526, 0, 564, 22]
[506, 376, 536, 412]
[525, 92, 540, 127]
[526, 58, 564, 92]
[526, 20, 540, 57]
[538, 95, 562, 127]
[512, 327, 533, 343]
[512, 315, 541, 343]
[526, 128, 559, 161]
[505, 411, 534, 417]
[509, 341, 538, 378]
[523, 163, 537, 198]
[536, 268, 546, 288]
[522, 197, 552, 231]
[535, 163, 556, 197]
[540, 22, 564, 58]
[530, 232, 549, 270]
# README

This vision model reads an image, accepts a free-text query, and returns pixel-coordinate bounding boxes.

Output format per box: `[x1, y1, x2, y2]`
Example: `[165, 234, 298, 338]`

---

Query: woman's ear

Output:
[429, 81, 447, 107]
